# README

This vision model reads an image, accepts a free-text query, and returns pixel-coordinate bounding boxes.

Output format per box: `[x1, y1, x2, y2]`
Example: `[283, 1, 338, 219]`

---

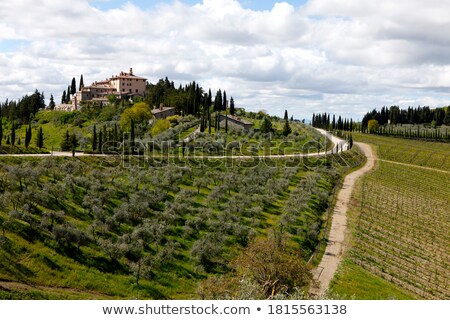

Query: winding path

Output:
[0, 129, 348, 159]
[309, 142, 376, 298]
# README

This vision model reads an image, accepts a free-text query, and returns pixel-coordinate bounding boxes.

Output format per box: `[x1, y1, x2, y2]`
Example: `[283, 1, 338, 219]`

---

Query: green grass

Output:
[352, 132, 450, 171]
[328, 259, 417, 300]
[178, 126, 197, 140]
[2, 111, 93, 152]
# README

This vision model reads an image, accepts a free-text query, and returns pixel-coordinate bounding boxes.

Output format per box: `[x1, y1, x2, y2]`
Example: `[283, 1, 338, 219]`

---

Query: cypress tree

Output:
[61, 130, 71, 151]
[114, 123, 119, 148]
[62, 90, 66, 104]
[102, 126, 107, 150]
[207, 89, 212, 110]
[130, 119, 135, 146]
[11, 122, 15, 146]
[98, 128, 103, 152]
[0, 117, 2, 147]
[36, 127, 44, 149]
[222, 90, 227, 111]
[214, 89, 222, 112]
[284, 110, 288, 120]
[70, 133, 78, 157]
[79, 74, 84, 91]
[48, 94, 56, 110]
[282, 118, 292, 136]
[215, 112, 219, 131]
[66, 86, 71, 103]
[208, 108, 211, 134]
[260, 116, 273, 134]
[25, 127, 29, 148]
[225, 110, 228, 134]
[200, 108, 205, 132]
[27, 123, 32, 146]
[93, 125, 97, 151]
[71, 77, 76, 95]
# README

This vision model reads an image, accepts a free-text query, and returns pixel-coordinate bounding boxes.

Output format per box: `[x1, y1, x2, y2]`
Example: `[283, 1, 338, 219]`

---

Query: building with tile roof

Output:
[72, 68, 147, 109]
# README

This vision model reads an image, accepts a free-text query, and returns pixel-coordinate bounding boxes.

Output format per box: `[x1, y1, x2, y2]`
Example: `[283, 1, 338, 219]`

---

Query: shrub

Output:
[166, 115, 180, 124]
[120, 102, 153, 130]
[191, 233, 225, 272]
[233, 236, 312, 298]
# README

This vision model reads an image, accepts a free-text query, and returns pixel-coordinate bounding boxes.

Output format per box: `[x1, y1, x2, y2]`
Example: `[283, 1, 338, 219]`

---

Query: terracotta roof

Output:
[110, 72, 147, 81]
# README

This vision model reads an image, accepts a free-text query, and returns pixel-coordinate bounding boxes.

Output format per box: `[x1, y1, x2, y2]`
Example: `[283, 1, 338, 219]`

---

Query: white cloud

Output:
[1, 0, 450, 119]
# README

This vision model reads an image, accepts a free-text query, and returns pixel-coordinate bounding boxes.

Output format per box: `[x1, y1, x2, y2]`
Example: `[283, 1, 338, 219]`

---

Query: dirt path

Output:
[309, 142, 375, 298]
[0, 129, 348, 159]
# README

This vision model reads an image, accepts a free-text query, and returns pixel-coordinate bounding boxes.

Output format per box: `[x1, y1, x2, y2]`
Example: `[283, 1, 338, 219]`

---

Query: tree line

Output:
[145, 77, 236, 117]
[0, 90, 47, 124]
[361, 106, 450, 128]
[313, 106, 450, 131]
[0, 90, 48, 149]
[312, 106, 450, 141]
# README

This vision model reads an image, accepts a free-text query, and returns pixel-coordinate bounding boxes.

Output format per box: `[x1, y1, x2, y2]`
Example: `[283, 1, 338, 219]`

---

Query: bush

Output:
[150, 119, 171, 137]
[120, 102, 153, 130]
[166, 115, 180, 124]
[191, 233, 225, 272]
[233, 236, 312, 298]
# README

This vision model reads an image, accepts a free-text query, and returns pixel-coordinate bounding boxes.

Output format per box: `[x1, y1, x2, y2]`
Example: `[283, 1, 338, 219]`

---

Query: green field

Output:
[0, 144, 362, 299]
[329, 134, 450, 299]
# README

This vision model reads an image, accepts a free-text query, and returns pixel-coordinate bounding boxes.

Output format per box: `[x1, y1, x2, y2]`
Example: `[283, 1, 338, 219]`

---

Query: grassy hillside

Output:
[329, 134, 449, 299]
[0, 146, 363, 299]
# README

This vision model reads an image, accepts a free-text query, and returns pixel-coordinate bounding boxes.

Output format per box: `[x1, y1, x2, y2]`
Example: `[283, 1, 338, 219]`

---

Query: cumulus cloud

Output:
[0, 0, 450, 119]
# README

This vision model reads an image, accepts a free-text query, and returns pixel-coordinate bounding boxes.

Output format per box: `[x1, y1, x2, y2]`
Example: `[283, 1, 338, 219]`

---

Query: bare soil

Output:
[309, 142, 375, 298]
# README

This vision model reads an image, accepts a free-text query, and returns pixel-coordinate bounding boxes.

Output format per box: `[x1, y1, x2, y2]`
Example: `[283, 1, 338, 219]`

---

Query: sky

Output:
[1, 0, 450, 120]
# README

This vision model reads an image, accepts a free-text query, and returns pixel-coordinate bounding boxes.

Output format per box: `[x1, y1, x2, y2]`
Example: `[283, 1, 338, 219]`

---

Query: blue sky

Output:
[0, 40, 30, 52]
[90, 0, 308, 11]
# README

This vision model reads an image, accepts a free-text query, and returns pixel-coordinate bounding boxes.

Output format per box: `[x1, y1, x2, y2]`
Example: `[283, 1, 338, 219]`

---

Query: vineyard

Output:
[331, 135, 450, 299]
[352, 133, 450, 171]
[367, 124, 450, 142]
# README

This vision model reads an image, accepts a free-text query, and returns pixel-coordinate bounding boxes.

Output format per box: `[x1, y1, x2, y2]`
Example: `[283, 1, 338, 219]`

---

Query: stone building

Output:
[152, 103, 176, 119]
[72, 68, 147, 109]
[219, 114, 253, 130]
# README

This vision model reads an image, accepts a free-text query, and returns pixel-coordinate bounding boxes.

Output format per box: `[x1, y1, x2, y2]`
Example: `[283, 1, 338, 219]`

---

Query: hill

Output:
[0, 110, 362, 299]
